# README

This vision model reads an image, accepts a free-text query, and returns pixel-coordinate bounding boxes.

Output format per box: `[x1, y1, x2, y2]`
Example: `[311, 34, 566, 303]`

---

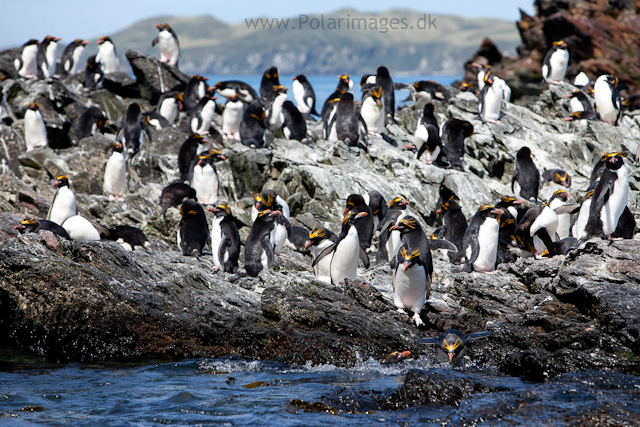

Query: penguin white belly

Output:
[70, 46, 84, 75]
[24, 110, 48, 151]
[394, 264, 429, 314]
[386, 211, 408, 262]
[197, 82, 206, 99]
[269, 95, 287, 128]
[508, 206, 518, 222]
[482, 85, 503, 121]
[594, 79, 618, 123]
[292, 80, 310, 114]
[45, 43, 58, 77]
[413, 122, 429, 147]
[98, 43, 118, 73]
[330, 227, 360, 285]
[217, 88, 236, 98]
[499, 78, 512, 103]
[273, 224, 287, 252]
[548, 49, 569, 82]
[574, 72, 589, 87]
[18, 45, 38, 77]
[191, 164, 218, 205]
[601, 167, 629, 236]
[513, 181, 522, 199]
[276, 195, 290, 219]
[211, 216, 224, 270]
[260, 245, 270, 272]
[222, 104, 243, 136]
[62, 215, 100, 242]
[176, 227, 182, 249]
[473, 218, 499, 272]
[326, 107, 338, 142]
[421, 146, 441, 165]
[573, 199, 592, 239]
[283, 126, 292, 140]
[158, 31, 179, 65]
[570, 97, 585, 113]
[196, 102, 216, 134]
[361, 97, 383, 133]
[159, 99, 178, 124]
[530, 207, 558, 239]
[556, 214, 572, 240]
[103, 151, 127, 197]
[312, 240, 334, 284]
[48, 186, 77, 225]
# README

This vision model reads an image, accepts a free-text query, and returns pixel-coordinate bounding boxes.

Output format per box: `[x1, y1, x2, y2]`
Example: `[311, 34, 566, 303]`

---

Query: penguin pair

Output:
[542, 40, 569, 84]
[48, 176, 77, 226]
[15, 217, 71, 240]
[152, 23, 180, 66]
[594, 75, 622, 125]
[251, 190, 291, 253]
[156, 91, 183, 126]
[208, 204, 240, 273]
[214, 81, 259, 104]
[240, 102, 266, 148]
[118, 103, 152, 160]
[458, 204, 504, 272]
[245, 209, 281, 277]
[178, 133, 209, 182]
[189, 94, 217, 135]
[222, 95, 244, 140]
[59, 39, 89, 77]
[291, 74, 318, 116]
[177, 198, 208, 256]
[189, 148, 226, 205]
[77, 106, 108, 140]
[311, 211, 370, 285]
[419, 329, 492, 364]
[376, 197, 410, 264]
[103, 225, 149, 251]
[512, 147, 540, 201]
[433, 198, 467, 262]
[23, 103, 48, 152]
[305, 226, 338, 283]
[96, 36, 119, 74]
[103, 142, 127, 201]
[15, 39, 40, 78]
[360, 86, 385, 135]
[407, 103, 441, 164]
[326, 93, 368, 148]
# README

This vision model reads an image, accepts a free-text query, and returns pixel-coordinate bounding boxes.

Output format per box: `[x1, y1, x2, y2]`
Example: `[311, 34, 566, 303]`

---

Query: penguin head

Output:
[96, 36, 113, 45]
[554, 171, 571, 187]
[552, 40, 567, 49]
[292, 74, 308, 84]
[208, 204, 232, 217]
[197, 148, 225, 166]
[53, 175, 70, 189]
[497, 213, 515, 230]
[273, 85, 288, 95]
[423, 103, 435, 117]
[339, 74, 350, 84]
[549, 190, 568, 204]
[436, 196, 460, 214]
[497, 196, 526, 208]
[369, 87, 383, 108]
[15, 217, 39, 233]
[305, 225, 330, 250]
[343, 194, 367, 215]
[23, 39, 40, 47]
[606, 75, 619, 87]
[254, 190, 278, 211]
[342, 211, 368, 227]
[479, 204, 503, 219]
[264, 67, 279, 80]
[256, 209, 281, 223]
[110, 142, 124, 153]
[179, 198, 201, 218]
[376, 66, 390, 78]
[483, 72, 494, 86]
[564, 111, 584, 121]
[155, 23, 172, 32]
[565, 90, 582, 99]
[248, 103, 266, 123]
[399, 245, 421, 271]
[459, 81, 475, 92]
[438, 330, 466, 363]
[603, 152, 626, 170]
[389, 215, 420, 234]
[26, 103, 41, 112]
[516, 146, 532, 159]
[43, 36, 61, 43]
[383, 350, 411, 365]
[388, 197, 409, 210]
[75, 39, 89, 46]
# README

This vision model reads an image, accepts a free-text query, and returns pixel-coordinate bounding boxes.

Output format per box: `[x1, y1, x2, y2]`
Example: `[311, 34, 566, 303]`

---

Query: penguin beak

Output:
[388, 224, 400, 231]
[14, 224, 25, 230]
[207, 207, 219, 213]
[291, 77, 295, 81]
[255, 203, 260, 209]
[491, 208, 505, 215]
[403, 261, 410, 271]
[449, 353, 454, 362]
[436, 208, 443, 215]
[304, 240, 313, 250]
[155, 24, 163, 29]
[82, 40, 89, 45]
[513, 200, 526, 205]
[399, 200, 409, 206]
[269, 210, 281, 217]
[198, 160, 205, 166]
[217, 154, 226, 160]
[343, 207, 350, 216]
[355, 212, 368, 218]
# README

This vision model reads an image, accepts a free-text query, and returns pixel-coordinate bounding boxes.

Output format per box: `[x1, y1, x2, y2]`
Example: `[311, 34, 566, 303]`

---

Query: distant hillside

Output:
[99, 9, 519, 75]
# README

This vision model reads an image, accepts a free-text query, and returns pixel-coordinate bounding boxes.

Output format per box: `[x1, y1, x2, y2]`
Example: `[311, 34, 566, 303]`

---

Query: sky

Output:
[1, 0, 535, 49]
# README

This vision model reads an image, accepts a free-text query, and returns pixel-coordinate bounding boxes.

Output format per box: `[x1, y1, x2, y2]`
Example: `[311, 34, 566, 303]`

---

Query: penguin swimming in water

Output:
[61, 215, 101, 242]
[15, 217, 71, 240]
[208, 204, 241, 273]
[542, 40, 569, 84]
[343, 194, 374, 251]
[540, 169, 571, 189]
[23, 103, 48, 152]
[77, 106, 108, 139]
[156, 91, 183, 125]
[178, 133, 207, 182]
[15, 39, 39, 78]
[281, 101, 306, 141]
[103, 142, 127, 201]
[565, 90, 593, 114]
[184, 75, 208, 113]
[103, 225, 149, 251]
[291, 74, 318, 116]
[152, 23, 180, 66]
[265, 85, 288, 131]
[513, 204, 559, 258]
[363, 190, 387, 231]
[189, 94, 217, 135]
[260, 66, 280, 101]
[549, 190, 571, 240]
[95, 36, 119, 74]
[118, 103, 152, 160]
[47, 176, 77, 226]
[328, 93, 368, 147]
[459, 204, 504, 272]
[305, 226, 339, 284]
[512, 147, 540, 201]
[177, 198, 208, 256]
[214, 81, 259, 104]
[585, 153, 629, 241]
[376, 66, 395, 124]
[37, 36, 60, 79]
[239, 102, 266, 148]
[360, 86, 385, 135]
[189, 148, 225, 205]
[312, 212, 370, 285]
[59, 39, 89, 77]
[222, 95, 244, 140]
[433, 198, 467, 262]
[594, 75, 622, 125]
[478, 72, 504, 123]
[418, 329, 492, 364]
[376, 197, 410, 264]
[388, 216, 433, 327]
[159, 182, 197, 215]
[245, 209, 281, 276]
[441, 118, 473, 171]
[84, 55, 103, 90]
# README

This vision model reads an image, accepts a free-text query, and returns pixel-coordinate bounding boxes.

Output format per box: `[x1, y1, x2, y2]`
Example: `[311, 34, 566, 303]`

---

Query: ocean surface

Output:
[203, 74, 460, 110]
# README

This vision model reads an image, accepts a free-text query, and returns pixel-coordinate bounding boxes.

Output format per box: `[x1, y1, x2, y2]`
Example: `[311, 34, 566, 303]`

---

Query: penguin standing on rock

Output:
[77, 106, 108, 139]
[15, 39, 39, 78]
[37, 36, 60, 79]
[376, 66, 395, 124]
[178, 133, 207, 182]
[103, 142, 127, 201]
[291, 74, 318, 116]
[47, 176, 77, 226]
[572, 186, 596, 239]
[156, 91, 182, 125]
[177, 198, 208, 256]
[15, 217, 71, 240]
[376, 197, 409, 264]
[59, 39, 89, 77]
[245, 210, 281, 276]
[222, 95, 244, 140]
[184, 75, 208, 113]
[189, 94, 217, 135]
[152, 23, 180, 66]
[542, 40, 569, 84]
[344, 194, 374, 250]
[512, 147, 540, 201]
[312, 212, 370, 285]
[118, 103, 151, 160]
[251, 190, 291, 253]
[433, 198, 467, 262]
[208, 204, 240, 273]
[239, 102, 266, 148]
[513, 204, 559, 258]
[549, 190, 572, 239]
[360, 86, 385, 135]
[441, 118, 473, 170]
[594, 75, 622, 125]
[265, 85, 288, 131]
[363, 190, 387, 231]
[585, 153, 629, 241]
[281, 101, 306, 141]
[84, 55, 103, 90]
[23, 103, 48, 152]
[189, 148, 226, 205]
[419, 329, 492, 364]
[95, 36, 119, 74]
[478, 73, 503, 123]
[473, 64, 511, 102]
[458, 204, 503, 273]
[328, 93, 368, 147]
[260, 66, 280, 101]
[159, 182, 196, 215]
[565, 90, 593, 114]
[305, 226, 338, 284]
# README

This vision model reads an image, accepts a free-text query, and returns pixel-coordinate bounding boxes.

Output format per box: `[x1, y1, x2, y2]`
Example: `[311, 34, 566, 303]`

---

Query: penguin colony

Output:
[6, 29, 639, 366]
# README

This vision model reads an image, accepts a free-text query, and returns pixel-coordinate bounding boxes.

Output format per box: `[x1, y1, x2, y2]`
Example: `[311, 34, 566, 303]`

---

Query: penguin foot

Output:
[413, 313, 425, 327]
[212, 266, 220, 273]
[486, 119, 500, 124]
[159, 58, 167, 63]
[397, 308, 407, 314]
[117, 196, 125, 202]
[108, 194, 116, 201]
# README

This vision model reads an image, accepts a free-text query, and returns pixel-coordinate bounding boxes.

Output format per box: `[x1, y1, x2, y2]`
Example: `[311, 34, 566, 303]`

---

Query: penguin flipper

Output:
[536, 228, 556, 256]
[326, 114, 337, 140]
[595, 180, 614, 209]
[432, 226, 446, 240]
[417, 337, 440, 344]
[428, 238, 458, 253]
[357, 112, 368, 135]
[466, 232, 480, 266]
[311, 242, 337, 267]
[359, 246, 370, 268]
[465, 330, 493, 341]
[152, 37, 159, 47]
[511, 168, 519, 193]
[554, 203, 581, 215]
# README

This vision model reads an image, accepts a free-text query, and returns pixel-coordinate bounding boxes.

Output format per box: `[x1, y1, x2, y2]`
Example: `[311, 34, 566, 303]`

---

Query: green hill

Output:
[102, 9, 519, 75]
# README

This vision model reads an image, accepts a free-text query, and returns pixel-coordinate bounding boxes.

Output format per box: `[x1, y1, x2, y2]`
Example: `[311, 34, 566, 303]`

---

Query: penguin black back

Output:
[540, 169, 571, 188]
[512, 147, 540, 201]
[184, 75, 208, 112]
[78, 106, 108, 139]
[260, 66, 280, 101]
[367, 190, 387, 228]
[441, 118, 473, 170]
[160, 182, 197, 214]
[84, 54, 103, 90]
[245, 210, 280, 276]
[119, 102, 151, 160]
[343, 194, 374, 250]
[178, 198, 208, 256]
[435, 198, 467, 261]
[376, 66, 395, 124]
[15, 217, 71, 240]
[239, 102, 266, 148]
[208, 204, 241, 273]
[178, 133, 206, 181]
[421, 103, 438, 128]
[281, 100, 307, 141]
[103, 225, 149, 249]
[331, 93, 366, 147]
